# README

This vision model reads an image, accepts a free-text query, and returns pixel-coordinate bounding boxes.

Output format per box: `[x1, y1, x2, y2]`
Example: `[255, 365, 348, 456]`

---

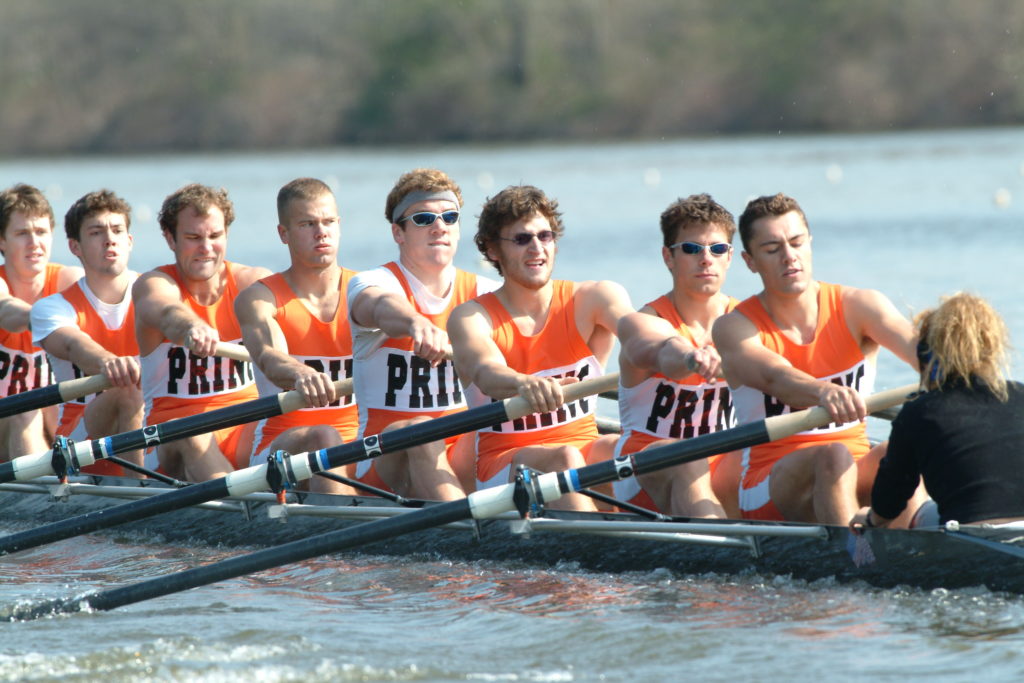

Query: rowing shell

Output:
[3, 473, 1024, 594]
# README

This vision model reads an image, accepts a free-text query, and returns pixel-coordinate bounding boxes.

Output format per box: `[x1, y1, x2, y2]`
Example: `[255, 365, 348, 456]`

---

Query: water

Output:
[2, 128, 1024, 680]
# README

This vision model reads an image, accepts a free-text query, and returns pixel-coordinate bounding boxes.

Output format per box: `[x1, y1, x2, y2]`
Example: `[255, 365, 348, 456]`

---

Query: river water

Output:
[1, 128, 1024, 680]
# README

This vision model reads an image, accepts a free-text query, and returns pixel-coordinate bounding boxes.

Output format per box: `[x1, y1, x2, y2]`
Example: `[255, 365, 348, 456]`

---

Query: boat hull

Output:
[3, 475, 1023, 593]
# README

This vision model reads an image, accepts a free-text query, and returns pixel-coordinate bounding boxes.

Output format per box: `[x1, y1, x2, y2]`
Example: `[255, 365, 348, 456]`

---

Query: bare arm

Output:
[39, 327, 139, 387]
[448, 301, 572, 413]
[713, 311, 866, 424]
[843, 287, 919, 369]
[0, 278, 30, 332]
[55, 265, 85, 291]
[234, 282, 337, 407]
[132, 271, 220, 357]
[619, 310, 721, 381]
[351, 286, 449, 365]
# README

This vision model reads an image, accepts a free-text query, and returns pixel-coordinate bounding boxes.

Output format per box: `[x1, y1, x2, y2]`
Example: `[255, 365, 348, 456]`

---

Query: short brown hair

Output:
[476, 185, 564, 275]
[0, 184, 53, 239]
[660, 193, 736, 247]
[64, 190, 132, 242]
[737, 193, 808, 252]
[158, 183, 235, 239]
[384, 168, 463, 226]
[277, 177, 333, 224]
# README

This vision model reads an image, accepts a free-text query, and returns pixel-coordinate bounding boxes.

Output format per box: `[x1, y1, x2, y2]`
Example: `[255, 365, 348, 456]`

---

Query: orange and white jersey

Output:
[732, 281, 875, 475]
[612, 295, 737, 504]
[466, 280, 603, 482]
[252, 270, 358, 455]
[141, 262, 257, 424]
[0, 263, 64, 398]
[32, 274, 139, 417]
[32, 275, 139, 477]
[349, 261, 496, 440]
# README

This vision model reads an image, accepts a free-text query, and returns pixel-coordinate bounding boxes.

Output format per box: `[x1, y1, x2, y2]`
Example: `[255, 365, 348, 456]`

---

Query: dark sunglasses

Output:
[669, 241, 731, 256]
[401, 210, 460, 227]
[499, 230, 557, 246]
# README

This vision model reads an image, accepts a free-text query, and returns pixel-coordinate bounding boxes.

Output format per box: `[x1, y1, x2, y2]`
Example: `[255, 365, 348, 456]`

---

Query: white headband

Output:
[391, 190, 460, 223]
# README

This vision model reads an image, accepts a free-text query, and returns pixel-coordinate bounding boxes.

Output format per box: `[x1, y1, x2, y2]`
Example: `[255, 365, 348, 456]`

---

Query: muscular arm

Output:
[619, 309, 721, 382]
[713, 311, 866, 424]
[234, 282, 336, 407]
[350, 286, 449, 365]
[448, 301, 570, 413]
[843, 287, 919, 369]
[0, 279, 31, 332]
[39, 326, 139, 386]
[132, 271, 219, 357]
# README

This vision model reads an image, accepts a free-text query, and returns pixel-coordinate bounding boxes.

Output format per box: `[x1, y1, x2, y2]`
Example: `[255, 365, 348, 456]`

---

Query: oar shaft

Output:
[0, 375, 612, 555]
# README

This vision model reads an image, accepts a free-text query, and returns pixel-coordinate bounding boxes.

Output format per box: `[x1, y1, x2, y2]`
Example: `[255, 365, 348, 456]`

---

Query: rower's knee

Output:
[815, 443, 855, 481]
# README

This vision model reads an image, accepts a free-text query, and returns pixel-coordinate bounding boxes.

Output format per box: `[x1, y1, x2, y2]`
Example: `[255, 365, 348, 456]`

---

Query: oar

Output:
[2, 383, 917, 621]
[0, 373, 616, 556]
[0, 342, 250, 420]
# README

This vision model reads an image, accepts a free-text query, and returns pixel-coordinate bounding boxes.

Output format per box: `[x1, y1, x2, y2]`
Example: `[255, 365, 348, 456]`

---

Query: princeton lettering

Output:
[164, 345, 254, 398]
[382, 352, 463, 410]
[645, 383, 733, 438]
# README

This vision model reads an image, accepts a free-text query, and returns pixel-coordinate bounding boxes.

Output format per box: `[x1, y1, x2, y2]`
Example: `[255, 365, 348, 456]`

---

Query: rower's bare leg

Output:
[447, 434, 477, 495]
[510, 445, 597, 512]
[711, 450, 742, 519]
[637, 438, 724, 518]
[269, 425, 356, 496]
[375, 417, 464, 501]
[84, 385, 144, 477]
[157, 432, 233, 482]
[855, 441, 928, 528]
[771, 443, 858, 524]
[581, 434, 620, 510]
[0, 410, 50, 463]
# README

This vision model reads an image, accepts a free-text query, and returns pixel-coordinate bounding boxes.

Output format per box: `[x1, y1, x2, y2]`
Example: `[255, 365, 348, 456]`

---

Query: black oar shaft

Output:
[0, 479, 229, 555]
[8, 499, 473, 620]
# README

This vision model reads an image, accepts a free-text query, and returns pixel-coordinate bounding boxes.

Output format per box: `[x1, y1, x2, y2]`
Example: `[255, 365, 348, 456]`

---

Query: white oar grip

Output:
[213, 342, 252, 363]
[502, 372, 620, 422]
[763, 383, 918, 442]
[276, 378, 355, 414]
[57, 374, 112, 402]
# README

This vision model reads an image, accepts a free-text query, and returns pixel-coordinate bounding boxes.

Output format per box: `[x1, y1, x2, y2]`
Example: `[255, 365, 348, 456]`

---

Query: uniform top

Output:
[731, 281, 874, 470]
[465, 280, 603, 460]
[618, 294, 738, 442]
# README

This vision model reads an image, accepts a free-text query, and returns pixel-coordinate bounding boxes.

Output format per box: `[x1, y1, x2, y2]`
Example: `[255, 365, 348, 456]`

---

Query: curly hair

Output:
[660, 193, 736, 247]
[384, 169, 463, 225]
[158, 184, 235, 239]
[737, 193, 808, 252]
[64, 189, 132, 241]
[0, 183, 53, 238]
[475, 185, 564, 275]
[915, 292, 1011, 401]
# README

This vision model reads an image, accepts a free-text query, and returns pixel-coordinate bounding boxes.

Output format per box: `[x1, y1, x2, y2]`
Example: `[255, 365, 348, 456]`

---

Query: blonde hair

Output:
[916, 292, 1010, 401]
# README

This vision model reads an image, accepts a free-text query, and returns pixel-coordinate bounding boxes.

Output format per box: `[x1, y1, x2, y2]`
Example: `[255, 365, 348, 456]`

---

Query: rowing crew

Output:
[1, 174, 1021, 528]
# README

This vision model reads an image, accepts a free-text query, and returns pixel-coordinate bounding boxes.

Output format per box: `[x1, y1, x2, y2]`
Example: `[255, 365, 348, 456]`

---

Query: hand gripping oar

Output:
[3, 383, 916, 621]
[0, 342, 250, 420]
[0, 373, 616, 556]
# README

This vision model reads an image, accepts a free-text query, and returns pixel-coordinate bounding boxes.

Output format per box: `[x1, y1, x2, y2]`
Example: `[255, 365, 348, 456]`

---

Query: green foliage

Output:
[1, 0, 1021, 155]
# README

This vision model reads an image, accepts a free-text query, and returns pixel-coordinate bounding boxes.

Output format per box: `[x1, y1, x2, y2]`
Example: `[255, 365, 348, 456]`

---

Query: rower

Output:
[713, 193, 921, 525]
[30, 190, 142, 477]
[347, 168, 499, 500]
[614, 193, 741, 518]
[0, 184, 83, 462]
[133, 184, 270, 481]
[448, 184, 633, 512]
[234, 178, 358, 495]
[853, 293, 1024, 528]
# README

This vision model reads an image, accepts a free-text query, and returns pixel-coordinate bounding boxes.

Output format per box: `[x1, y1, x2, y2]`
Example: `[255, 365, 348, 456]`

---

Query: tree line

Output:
[2, 0, 1021, 156]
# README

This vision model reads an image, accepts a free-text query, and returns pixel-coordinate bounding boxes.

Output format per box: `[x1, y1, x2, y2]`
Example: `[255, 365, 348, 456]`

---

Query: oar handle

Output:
[764, 383, 919, 441]
[57, 374, 112, 402]
[502, 373, 619, 422]
[277, 378, 355, 413]
[214, 342, 252, 363]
